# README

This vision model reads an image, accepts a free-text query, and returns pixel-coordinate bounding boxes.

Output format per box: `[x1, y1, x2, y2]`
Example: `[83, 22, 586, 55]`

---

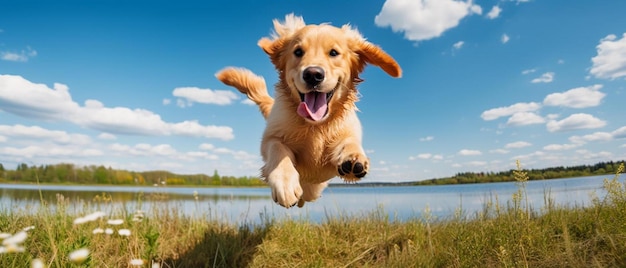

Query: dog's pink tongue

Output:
[297, 92, 327, 121]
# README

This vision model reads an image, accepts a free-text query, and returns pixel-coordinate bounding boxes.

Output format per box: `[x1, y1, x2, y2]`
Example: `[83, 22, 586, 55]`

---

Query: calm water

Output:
[0, 175, 621, 224]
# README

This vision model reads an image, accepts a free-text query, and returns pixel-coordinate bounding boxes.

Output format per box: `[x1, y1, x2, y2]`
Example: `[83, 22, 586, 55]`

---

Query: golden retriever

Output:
[216, 14, 401, 208]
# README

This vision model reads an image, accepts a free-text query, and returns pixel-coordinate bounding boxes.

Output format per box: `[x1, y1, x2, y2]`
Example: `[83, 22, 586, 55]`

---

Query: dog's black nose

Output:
[302, 66, 325, 87]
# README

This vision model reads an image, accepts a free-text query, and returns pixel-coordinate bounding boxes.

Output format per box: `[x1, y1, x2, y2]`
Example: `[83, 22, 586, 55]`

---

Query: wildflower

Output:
[107, 219, 124, 225]
[69, 248, 90, 264]
[31, 258, 45, 268]
[2, 231, 27, 246]
[105, 228, 114, 235]
[132, 210, 144, 222]
[130, 259, 144, 266]
[4, 243, 26, 253]
[73, 211, 106, 225]
[0, 232, 11, 239]
[118, 229, 132, 236]
[152, 262, 161, 268]
[92, 228, 105, 234]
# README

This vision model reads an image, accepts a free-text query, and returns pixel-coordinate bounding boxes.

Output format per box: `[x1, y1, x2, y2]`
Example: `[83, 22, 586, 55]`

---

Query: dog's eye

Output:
[329, 49, 339, 57]
[294, 48, 304, 57]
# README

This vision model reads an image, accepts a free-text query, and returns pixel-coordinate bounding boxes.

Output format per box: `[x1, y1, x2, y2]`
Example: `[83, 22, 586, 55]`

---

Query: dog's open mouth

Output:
[297, 90, 335, 121]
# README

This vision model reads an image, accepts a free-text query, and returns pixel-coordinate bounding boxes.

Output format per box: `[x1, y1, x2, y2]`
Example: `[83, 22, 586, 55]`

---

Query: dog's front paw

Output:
[267, 170, 302, 208]
[337, 154, 369, 182]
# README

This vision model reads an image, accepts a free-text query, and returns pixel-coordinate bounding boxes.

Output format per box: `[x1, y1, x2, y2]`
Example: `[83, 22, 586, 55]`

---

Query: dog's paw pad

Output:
[338, 160, 367, 180]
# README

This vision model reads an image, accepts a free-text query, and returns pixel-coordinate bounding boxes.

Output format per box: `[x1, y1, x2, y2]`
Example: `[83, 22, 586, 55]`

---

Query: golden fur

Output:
[216, 14, 401, 208]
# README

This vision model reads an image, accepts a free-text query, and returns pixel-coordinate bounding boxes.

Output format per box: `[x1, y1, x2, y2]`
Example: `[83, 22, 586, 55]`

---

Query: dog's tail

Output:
[216, 67, 274, 119]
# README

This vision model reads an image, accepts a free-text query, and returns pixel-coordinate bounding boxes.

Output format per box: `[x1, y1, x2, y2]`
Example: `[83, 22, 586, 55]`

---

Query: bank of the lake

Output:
[0, 166, 625, 267]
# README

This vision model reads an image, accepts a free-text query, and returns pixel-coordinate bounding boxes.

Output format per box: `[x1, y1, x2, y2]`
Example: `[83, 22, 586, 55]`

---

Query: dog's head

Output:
[258, 14, 402, 123]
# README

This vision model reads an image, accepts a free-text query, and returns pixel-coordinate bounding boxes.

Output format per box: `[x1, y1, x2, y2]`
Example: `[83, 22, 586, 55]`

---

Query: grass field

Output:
[1, 163, 625, 267]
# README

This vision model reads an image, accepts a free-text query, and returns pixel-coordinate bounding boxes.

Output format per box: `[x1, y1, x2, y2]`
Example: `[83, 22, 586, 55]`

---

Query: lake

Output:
[0, 174, 620, 224]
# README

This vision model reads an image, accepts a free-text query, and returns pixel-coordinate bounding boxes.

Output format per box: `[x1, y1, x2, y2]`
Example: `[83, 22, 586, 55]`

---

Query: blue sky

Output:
[1, 0, 625, 183]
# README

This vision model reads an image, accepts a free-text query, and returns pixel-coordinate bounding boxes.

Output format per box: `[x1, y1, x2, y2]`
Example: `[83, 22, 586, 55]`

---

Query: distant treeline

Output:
[413, 160, 625, 186]
[0, 160, 624, 187]
[0, 162, 265, 186]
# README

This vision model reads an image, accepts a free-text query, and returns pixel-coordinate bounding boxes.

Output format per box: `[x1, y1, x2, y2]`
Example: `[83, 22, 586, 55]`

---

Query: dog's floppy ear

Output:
[258, 14, 306, 66]
[343, 25, 402, 78]
[356, 41, 402, 78]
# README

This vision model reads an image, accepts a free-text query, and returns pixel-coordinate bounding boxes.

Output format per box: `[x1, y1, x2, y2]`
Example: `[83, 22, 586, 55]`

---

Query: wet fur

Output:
[216, 14, 401, 208]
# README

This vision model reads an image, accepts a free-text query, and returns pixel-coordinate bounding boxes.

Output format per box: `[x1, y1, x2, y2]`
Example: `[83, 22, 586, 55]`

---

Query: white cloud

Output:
[0, 124, 91, 145]
[172, 87, 239, 107]
[501, 34, 510, 44]
[453, 41, 464, 50]
[458, 149, 482, 156]
[375, 0, 482, 42]
[568, 126, 626, 144]
[543, 84, 605, 108]
[590, 33, 626, 80]
[531, 72, 554, 83]
[0, 75, 234, 140]
[162, 98, 171, 105]
[522, 68, 536, 75]
[0, 135, 7, 143]
[419, 136, 434, 142]
[97, 133, 117, 140]
[1, 47, 37, 62]
[506, 112, 546, 126]
[241, 99, 255, 105]
[486, 6, 502, 19]
[569, 132, 613, 144]
[489, 149, 509, 154]
[543, 143, 580, 151]
[546, 113, 606, 132]
[417, 153, 432, 159]
[505, 141, 532, 149]
[197, 143, 258, 161]
[613, 126, 626, 139]
[481, 102, 541, 121]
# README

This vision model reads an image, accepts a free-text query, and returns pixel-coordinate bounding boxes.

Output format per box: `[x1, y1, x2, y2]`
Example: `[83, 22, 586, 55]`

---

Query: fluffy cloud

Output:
[481, 102, 541, 121]
[0, 124, 91, 145]
[531, 72, 554, 83]
[613, 126, 626, 139]
[172, 87, 239, 107]
[543, 84, 605, 108]
[589, 33, 626, 80]
[1, 47, 37, 62]
[419, 136, 434, 142]
[501, 34, 510, 44]
[506, 112, 545, 126]
[0, 75, 234, 140]
[453, 41, 464, 50]
[569, 132, 613, 144]
[505, 141, 532, 149]
[543, 143, 581, 151]
[458, 149, 482, 156]
[375, 0, 482, 42]
[546, 113, 606, 132]
[486, 6, 502, 19]
[568, 126, 626, 144]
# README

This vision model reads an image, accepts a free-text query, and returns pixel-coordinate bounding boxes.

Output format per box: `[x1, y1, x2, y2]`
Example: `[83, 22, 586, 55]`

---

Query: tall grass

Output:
[0, 163, 624, 267]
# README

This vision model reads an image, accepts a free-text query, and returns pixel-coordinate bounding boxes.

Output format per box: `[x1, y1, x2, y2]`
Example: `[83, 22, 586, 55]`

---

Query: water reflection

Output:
[0, 174, 619, 224]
